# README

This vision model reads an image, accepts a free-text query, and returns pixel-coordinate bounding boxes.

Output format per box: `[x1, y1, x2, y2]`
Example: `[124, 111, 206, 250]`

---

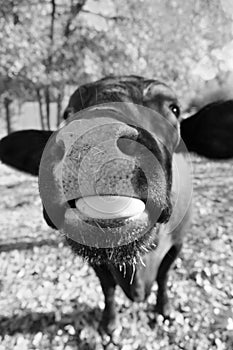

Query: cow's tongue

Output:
[75, 196, 145, 219]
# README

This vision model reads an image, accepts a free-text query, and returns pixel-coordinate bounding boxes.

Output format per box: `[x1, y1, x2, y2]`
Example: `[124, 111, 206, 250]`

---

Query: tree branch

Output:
[81, 9, 128, 22]
[64, 0, 87, 37]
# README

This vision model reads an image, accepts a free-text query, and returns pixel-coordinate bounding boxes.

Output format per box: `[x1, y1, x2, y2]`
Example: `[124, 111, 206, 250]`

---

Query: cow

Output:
[0, 76, 192, 335]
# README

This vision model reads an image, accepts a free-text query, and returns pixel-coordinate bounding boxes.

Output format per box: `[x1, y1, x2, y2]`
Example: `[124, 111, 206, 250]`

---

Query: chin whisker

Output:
[138, 253, 146, 267]
[109, 248, 114, 260]
[123, 262, 126, 278]
[130, 261, 136, 284]
[141, 245, 149, 253]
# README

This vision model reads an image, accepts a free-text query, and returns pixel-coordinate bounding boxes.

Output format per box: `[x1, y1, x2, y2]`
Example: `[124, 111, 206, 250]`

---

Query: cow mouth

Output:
[62, 194, 161, 251]
[64, 195, 160, 265]
[68, 195, 146, 220]
[66, 195, 149, 232]
[66, 195, 151, 234]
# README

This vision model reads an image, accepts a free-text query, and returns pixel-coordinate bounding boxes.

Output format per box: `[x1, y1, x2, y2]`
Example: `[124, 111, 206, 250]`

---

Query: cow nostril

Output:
[117, 126, 160, 158]
[117, 137, 140, 156]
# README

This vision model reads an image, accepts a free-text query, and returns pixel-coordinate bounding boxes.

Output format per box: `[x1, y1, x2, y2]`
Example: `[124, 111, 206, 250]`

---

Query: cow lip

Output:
[67, 195, 146, 221]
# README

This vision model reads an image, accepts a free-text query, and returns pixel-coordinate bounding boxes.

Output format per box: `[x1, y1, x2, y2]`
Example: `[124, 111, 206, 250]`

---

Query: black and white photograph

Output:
[0, 1, 233, 349]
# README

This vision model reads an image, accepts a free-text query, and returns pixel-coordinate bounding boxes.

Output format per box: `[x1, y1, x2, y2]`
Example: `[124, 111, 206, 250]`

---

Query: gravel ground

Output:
[0, 155, 233, 350]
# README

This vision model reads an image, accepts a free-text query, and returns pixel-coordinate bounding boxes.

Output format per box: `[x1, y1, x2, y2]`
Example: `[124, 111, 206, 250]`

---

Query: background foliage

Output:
[0, 0, 233, 131]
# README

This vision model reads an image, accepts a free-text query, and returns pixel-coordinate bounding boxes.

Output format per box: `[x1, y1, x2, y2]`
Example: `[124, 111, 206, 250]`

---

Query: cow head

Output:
[39, 76, 183, 265]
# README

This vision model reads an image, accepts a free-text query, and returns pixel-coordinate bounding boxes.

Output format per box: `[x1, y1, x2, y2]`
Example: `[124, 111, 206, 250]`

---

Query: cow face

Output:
[39, 76, 182, 265]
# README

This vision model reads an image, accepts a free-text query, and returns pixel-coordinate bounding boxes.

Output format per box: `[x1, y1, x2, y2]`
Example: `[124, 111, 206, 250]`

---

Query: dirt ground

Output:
[0, 155, 233, 350]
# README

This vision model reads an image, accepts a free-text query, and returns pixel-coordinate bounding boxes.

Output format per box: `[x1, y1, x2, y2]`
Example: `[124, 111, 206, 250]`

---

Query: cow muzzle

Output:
[39, 103, 173, 250]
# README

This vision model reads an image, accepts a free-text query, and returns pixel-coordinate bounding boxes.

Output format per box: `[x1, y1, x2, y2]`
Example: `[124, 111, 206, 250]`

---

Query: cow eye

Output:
[169, 104, 180, 118]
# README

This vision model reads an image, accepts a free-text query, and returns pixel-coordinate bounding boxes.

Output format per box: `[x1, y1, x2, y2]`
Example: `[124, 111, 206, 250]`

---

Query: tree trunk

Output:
[43, 0, 56, 131]
[4, 97, 12, 134]
[56, 87, 64, 127]
[45, 86, 51, 130]
[36, 88, 46, 130]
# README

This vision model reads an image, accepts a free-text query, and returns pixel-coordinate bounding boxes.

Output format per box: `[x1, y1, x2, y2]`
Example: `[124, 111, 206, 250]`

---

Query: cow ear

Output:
[63, 83, 96, 119]
[0, 130, 53, 176]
